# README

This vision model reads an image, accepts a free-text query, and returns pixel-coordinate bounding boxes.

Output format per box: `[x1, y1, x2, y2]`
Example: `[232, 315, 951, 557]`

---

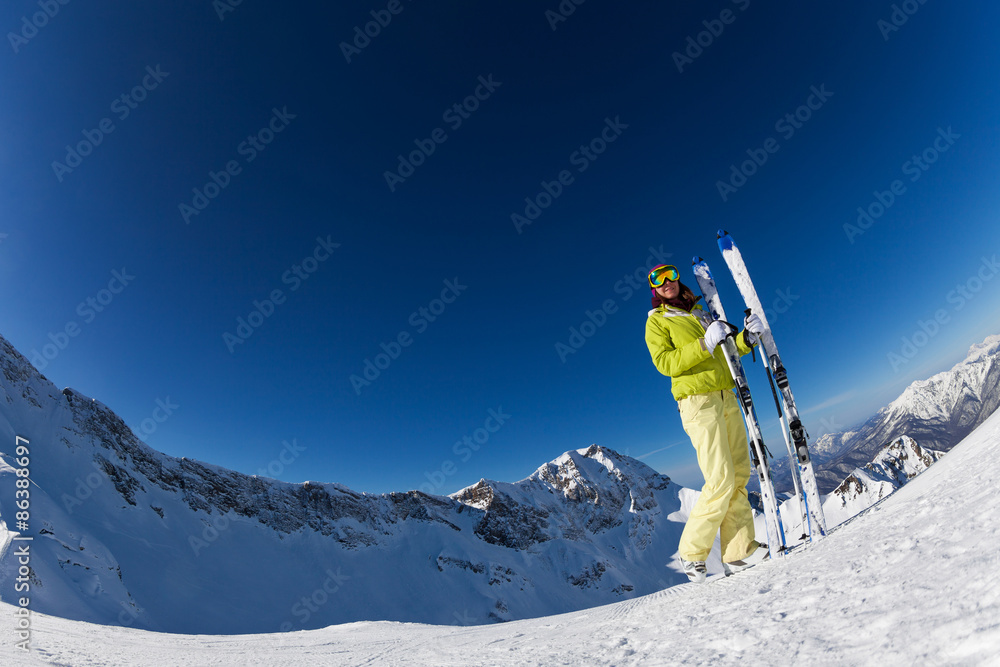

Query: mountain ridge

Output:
[0, 332, 695, 634]
[772, 334, 1000, 494]
[819, 435, 943, 529]
[0, 330, 956, 635]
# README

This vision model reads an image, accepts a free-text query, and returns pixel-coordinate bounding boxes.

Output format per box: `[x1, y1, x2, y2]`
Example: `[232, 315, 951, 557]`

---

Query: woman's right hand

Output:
[704, 320, 731, 354]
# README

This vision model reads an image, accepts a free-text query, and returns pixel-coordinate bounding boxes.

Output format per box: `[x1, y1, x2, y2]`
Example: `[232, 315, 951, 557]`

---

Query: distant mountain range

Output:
[0, 333, 700, 634]
[773, 334, 1000, 495]
[0, 332, 973, 635]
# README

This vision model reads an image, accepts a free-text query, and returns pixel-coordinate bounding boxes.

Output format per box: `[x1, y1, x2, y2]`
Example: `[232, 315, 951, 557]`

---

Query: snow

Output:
[886, 335, 1000, 423]
[5, 403, 1000, 665]
[773, 332, 1000, 495]
[1, 332, 703, 635]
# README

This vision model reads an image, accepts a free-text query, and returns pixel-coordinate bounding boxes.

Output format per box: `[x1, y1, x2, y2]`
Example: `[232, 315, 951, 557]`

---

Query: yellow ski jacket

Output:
[645, 303, 754, 401]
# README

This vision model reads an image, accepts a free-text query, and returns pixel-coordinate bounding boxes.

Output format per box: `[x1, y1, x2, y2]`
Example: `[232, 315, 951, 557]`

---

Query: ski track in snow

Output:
[4, 410, 1000, 665]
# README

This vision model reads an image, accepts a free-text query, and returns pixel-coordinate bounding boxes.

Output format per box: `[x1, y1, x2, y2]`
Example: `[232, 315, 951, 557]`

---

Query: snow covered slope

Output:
[4, 390, 999, 665]
[0, 333, 699, 634]
[775, 334, 1000, 494]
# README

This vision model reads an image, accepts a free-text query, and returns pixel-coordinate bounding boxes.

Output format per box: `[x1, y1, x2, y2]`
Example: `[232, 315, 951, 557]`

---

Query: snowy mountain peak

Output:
[889, 333, 1000, 417]
[822, 436, 943, 527]
[0, 334, 63, 410]
[21, 406, 1000, 665]
[449, 444, 673, 551]
[0, 320, 966, 637]
[0, 332, 691, 633]
[839, 435, 941, 494]
[965, 333, 1000, 363]
[452, 445, 669, 508]
[535, 444, 670, 500]
[800, 332, 1000, 493]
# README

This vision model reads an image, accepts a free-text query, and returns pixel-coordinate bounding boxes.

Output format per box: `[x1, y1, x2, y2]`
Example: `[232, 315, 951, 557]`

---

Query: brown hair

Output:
[651, 281, 701, 312]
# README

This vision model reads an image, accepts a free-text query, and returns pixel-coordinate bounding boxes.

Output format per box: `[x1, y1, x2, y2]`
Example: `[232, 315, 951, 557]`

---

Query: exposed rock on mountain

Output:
[821, 436, 944, 528]
[0, 334, 690, 635]
[776, 335, 1000, 494]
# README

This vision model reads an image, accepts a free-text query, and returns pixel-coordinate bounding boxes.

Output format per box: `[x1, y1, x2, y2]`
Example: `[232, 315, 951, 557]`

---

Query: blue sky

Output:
[2, 1, 999, 493]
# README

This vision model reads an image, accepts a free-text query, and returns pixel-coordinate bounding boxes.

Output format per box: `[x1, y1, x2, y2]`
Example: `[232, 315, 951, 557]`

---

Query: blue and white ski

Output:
[717, 231, 828, 540]
[692, 257, 786, 557]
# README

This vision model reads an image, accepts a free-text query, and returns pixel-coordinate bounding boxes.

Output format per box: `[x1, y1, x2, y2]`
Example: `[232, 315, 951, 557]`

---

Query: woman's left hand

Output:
[744, 313, 764, 334]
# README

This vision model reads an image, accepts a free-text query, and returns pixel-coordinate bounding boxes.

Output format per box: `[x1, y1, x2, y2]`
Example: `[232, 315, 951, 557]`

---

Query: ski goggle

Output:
[648, 264, 679, 288]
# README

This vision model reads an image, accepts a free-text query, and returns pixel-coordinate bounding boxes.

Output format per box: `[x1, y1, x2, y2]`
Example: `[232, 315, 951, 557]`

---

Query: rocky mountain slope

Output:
[0, 331, 953, 635]
[773, 335, 1000, 494]
[820, 435, 943, 529]
[0, 334, 695, 634]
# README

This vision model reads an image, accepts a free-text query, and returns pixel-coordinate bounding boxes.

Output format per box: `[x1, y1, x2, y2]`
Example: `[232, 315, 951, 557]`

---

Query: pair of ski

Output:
[692, 231, 827, 559]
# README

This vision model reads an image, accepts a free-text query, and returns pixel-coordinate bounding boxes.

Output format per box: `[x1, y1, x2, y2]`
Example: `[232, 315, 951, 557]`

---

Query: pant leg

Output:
[677, 392, 737, 562]
[717, 391, 758, 562]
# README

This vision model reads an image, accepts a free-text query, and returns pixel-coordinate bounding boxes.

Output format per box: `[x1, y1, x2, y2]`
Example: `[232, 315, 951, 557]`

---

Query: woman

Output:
[643, 263, 768, 583]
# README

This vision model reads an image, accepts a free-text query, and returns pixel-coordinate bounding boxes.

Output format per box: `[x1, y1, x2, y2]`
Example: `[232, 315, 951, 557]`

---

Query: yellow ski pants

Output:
[677, 390, 758, 563]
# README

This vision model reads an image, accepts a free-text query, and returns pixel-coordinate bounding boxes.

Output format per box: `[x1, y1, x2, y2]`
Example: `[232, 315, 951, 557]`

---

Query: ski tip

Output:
[692, 255, 702, 265]
[716, 229, 727, 239]
[717, 233, 733, 251]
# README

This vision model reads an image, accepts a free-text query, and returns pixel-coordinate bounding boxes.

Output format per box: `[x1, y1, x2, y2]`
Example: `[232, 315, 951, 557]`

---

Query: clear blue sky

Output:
[2, 1, 999, 493]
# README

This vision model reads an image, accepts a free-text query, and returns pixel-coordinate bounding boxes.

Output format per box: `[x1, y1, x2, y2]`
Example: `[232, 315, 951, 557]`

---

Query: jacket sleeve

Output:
[645, 316, 711, 378]
[735, 329, 755, 357]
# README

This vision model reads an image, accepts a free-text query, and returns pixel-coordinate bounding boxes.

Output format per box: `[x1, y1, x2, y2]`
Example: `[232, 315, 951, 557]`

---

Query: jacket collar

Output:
[647, 303, 705, 318]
